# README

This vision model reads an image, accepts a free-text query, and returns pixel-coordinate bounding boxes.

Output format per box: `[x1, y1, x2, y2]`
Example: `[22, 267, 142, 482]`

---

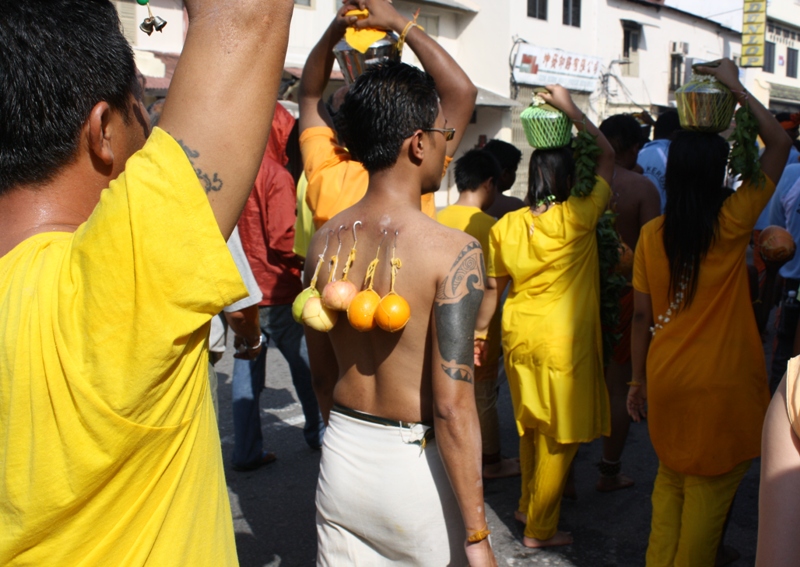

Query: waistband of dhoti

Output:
[331, 404, 435, 445]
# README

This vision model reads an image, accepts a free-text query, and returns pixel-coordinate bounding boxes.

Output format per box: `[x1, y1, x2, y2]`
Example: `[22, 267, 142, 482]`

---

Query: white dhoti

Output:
[316, 408, 467, 566]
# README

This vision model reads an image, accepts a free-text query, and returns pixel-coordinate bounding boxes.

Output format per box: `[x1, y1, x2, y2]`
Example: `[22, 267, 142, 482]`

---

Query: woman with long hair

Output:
[475, 85, 615, 548]
[627, 59, 791, 566]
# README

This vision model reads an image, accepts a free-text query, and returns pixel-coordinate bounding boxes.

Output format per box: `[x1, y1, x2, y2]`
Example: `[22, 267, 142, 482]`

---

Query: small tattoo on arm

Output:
[434, 241, 486, 384]
[177, 140, 223, 193]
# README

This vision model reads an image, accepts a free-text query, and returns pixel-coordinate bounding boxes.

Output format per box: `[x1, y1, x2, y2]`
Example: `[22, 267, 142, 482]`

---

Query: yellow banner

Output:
[741, 0, 767, 67]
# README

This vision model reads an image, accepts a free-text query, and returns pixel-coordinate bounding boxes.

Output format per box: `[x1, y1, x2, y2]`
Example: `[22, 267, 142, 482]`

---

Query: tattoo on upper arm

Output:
[434, 241, 486, 383]
[177, 140, 223, 193]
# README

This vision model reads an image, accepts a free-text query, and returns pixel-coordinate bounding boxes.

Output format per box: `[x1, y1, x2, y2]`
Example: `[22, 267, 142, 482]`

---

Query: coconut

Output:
[759, 225, 796, 264]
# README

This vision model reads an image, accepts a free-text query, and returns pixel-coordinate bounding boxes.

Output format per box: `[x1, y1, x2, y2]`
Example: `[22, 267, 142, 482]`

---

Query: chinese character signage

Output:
[741, 0, 767, 67]
[512, 44, 603, 93]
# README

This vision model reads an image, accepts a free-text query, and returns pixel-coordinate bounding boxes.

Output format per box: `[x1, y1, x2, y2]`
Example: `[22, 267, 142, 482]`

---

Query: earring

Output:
[137, 0, 167, 36]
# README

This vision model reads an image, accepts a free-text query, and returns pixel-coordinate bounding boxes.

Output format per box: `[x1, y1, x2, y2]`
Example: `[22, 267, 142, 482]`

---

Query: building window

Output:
[528, 0, 547, 20]
[563, 0, 580, 27]
[789, 48, 799, 79]
[294, 0, 312, 6]
[764, 41, 775, 73]
[622, 25, 640, 77]
[669, 54, 684, 91]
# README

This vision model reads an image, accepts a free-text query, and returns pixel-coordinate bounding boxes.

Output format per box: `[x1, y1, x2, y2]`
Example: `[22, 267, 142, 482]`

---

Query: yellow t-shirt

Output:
[437, 204, 502, 364]
[486, 177, 611, 443]
[633, 177, 775, 476]
[300, 126, 444, 227]
[0, 128, 246, 566]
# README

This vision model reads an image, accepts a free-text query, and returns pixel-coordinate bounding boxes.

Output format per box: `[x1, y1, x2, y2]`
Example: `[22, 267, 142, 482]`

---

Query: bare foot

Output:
[514, 510, 527, 525]
[523, 531, 573, 548]
[596, 473, 635, 493]
[483, 458, 521, 479]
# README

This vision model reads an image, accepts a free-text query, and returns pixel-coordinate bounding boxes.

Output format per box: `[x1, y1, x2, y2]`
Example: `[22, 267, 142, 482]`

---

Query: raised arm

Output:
[350, 0, 477, 156]
[298, 6, 356, 133]
[157, 0, 293, 239]
[431, 240, 496, 567]
[696, 58, 792, 184]
[539, 85, 615, 185]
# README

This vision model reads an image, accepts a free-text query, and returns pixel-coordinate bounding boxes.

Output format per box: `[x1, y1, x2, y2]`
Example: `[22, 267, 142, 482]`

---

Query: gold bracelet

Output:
[467, 526, 491, 544]
[627, 380, 643, 387]
[474, 333, 488, 341]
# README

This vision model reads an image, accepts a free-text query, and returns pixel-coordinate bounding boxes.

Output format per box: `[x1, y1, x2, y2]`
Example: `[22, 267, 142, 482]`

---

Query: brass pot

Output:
[333, 32, 400, 86]
[675, 62, 736, 133]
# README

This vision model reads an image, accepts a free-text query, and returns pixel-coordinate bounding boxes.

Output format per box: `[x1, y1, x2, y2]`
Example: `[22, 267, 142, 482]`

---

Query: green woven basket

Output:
[520, 89, 573, 149]
[675, 62, 736, 133]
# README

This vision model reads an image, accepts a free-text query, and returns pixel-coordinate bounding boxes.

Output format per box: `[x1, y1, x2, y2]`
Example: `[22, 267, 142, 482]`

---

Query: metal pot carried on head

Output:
[333, 31, 400, 86]
[520, 88, 573, 149]
[675, 60, 736, 133]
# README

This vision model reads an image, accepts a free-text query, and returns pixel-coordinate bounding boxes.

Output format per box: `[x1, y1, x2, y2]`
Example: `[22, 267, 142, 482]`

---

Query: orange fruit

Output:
[375, 293, 411, 332]
[347, 289, 380, 332]
[302, 296, 338, 332]
[758, 225, 796, 263]
[322, 280, 358, 311]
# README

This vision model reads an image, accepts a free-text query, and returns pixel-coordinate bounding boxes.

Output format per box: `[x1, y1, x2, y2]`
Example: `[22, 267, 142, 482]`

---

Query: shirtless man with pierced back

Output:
[301, 3, 494, 566]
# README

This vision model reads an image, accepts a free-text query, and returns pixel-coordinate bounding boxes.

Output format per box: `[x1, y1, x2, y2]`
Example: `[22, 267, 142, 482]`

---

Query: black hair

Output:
[483, 139, 523, 173]
[455, 150, 502, 193]
[526, 147, 574, 208]
[776, 112, 793, 123]
[662, 131, 731, 308]
[335, 62, 439, 174]
[0, 0, 137, 195]
[599, 114, 643, 154]
[653, 110, 681, 140]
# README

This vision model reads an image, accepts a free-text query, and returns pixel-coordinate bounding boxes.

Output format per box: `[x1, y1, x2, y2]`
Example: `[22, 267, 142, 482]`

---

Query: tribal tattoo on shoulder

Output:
[177, 140, 223, 194]
[434, 241, 486, 383]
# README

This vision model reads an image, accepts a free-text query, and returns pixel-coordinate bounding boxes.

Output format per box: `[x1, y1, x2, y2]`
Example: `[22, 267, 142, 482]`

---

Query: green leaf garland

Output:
[727, 102, 765, 189]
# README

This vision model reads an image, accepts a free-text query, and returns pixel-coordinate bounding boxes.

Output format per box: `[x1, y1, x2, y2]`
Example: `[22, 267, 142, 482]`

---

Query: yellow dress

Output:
[486, 177, 611, 443]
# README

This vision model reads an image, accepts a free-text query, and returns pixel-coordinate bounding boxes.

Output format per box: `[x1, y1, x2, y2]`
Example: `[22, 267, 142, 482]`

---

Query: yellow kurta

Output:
[486, 177, 611, 443]
[0, 128, 246, 566]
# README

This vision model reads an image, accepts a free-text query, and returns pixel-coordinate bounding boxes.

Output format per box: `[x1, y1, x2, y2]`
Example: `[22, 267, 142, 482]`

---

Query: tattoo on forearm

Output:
[177, 140, 223, 193]
[434, 241, 486, 383]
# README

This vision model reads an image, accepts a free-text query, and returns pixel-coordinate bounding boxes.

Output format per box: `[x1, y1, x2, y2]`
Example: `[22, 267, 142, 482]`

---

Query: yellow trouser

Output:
[646, 459, 751, 567]
[518, 428, 579, 540]
[475, 361, 500, 458]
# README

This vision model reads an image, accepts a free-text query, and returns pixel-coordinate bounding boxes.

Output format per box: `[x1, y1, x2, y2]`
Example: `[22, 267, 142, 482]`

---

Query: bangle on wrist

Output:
[627, 380, 643, 387]
[474, 332, 488, 341]
[467, 526, 491, 544]
[247, 335, 264, 351]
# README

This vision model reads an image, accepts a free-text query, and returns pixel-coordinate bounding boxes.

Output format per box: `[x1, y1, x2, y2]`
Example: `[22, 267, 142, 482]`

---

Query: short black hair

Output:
[455, 150, 502, 193]
[483, 139, 522, 173]
[599, 114, 643, 154]
[336, 62, 439, 174]
[0, 0, 137, 195]
[653, 110, 681, 140]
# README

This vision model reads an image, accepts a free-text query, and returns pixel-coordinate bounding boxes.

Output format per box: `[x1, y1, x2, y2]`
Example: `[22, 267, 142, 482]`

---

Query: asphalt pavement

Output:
[215, 339, 759, 567]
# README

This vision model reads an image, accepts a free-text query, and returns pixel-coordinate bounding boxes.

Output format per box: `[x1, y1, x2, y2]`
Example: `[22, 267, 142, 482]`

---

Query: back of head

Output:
[335, 62, 439, 174]
[599, 114, 643, 154]
[527, 147, 574, 207]
[653, 110, 681, 140]
[662, 130, 731, 307]
[0, 0, 137, 196]
[454, 150, 502, 192]
[482, 139, 523, 174]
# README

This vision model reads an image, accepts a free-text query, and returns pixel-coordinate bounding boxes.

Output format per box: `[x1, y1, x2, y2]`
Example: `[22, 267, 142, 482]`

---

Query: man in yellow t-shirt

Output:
[438, 149, 520, 480]
[298, 3, 469, 228]
[0, 1, 293, 565]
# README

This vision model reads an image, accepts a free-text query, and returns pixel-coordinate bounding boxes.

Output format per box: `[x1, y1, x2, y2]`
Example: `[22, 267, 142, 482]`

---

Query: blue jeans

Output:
[231, 304, 324, 467]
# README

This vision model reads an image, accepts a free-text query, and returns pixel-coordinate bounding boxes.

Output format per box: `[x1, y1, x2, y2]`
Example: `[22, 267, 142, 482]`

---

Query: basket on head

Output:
[520, 88, 573, 149]
[675, 60, 736, 133]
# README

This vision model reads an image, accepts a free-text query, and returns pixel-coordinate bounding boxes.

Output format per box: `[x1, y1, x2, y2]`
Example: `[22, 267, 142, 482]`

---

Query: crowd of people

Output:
[4, 0, 800, 566]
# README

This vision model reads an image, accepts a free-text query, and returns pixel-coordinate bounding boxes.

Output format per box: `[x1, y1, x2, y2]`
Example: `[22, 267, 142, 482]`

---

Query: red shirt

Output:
[238, 104, 304, 305]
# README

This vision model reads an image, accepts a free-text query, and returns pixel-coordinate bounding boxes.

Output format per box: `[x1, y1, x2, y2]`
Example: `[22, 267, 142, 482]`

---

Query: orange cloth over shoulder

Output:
[300, 126, 444, 228]
[633, 176, 775, 476]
